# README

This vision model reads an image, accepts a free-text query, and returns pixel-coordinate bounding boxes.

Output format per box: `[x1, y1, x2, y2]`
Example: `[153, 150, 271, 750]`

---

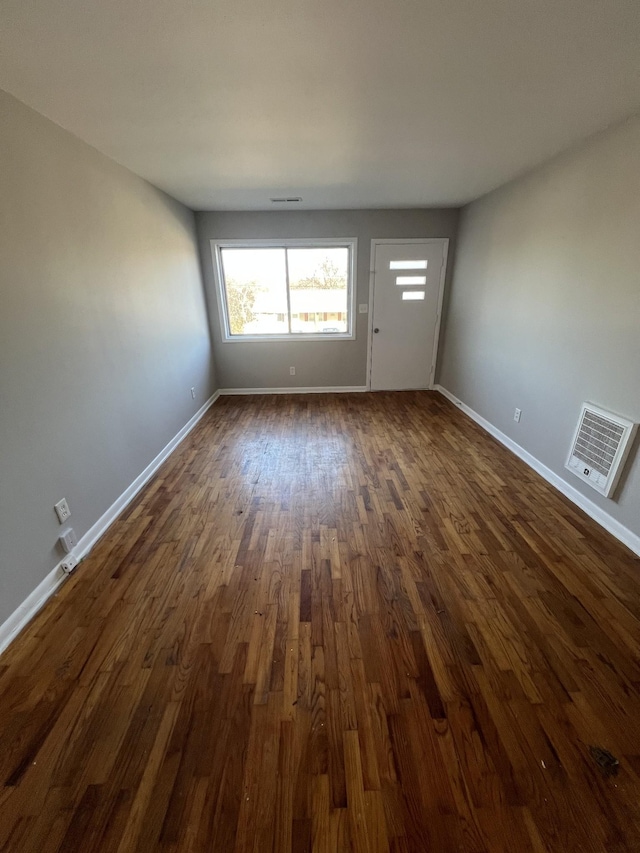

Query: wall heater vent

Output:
[566, 402, 637, 497]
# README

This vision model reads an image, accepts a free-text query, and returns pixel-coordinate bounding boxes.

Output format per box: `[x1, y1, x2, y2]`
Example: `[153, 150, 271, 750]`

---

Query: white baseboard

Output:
[435, 385, 640, 558]
[219, 386, 368, 395]
[0, 564, 67, 656]
[74, 390, 220, 559]
[0, 390, 221, 657]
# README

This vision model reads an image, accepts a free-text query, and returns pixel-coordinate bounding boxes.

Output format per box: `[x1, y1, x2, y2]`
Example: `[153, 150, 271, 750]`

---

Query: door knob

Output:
[373, 328, 380, 333]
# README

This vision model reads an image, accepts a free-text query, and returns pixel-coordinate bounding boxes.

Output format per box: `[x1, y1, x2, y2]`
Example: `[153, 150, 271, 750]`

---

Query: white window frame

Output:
[210, 237, 358, 343]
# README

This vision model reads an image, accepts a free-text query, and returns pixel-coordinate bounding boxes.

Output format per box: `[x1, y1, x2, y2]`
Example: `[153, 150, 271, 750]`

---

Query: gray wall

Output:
[0, 89, 215, 628]
[439, 115, 640, 540]
[196, 209, 458, 389]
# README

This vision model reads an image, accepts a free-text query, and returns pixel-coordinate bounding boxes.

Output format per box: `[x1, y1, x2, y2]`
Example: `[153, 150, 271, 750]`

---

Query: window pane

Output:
[287, 247, 349, 334]
[402, 291, 426, 300]
[395, 275, 426, 285]
[220, 248, 288, 335]
[389, 260, 428, 269]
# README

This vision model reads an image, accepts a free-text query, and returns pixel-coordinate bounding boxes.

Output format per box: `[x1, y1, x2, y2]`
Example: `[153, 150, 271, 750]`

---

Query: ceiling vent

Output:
[270, 197, 302, 203]
[566, 402, 637, 498]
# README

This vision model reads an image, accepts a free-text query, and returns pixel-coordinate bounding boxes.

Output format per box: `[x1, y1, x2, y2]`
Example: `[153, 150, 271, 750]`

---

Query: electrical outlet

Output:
[191, 387, 196, 399]
[54, 498, 71, 524]
[61, 554, 78, 574]
[59, 528, 78, 554]
[514, 408, 522, 423]
[290, 367, 295, 375]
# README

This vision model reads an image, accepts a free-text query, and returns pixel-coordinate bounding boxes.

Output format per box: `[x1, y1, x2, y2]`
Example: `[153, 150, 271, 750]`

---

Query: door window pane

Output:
[395, 275, 427, 285]
[389, 260, 428, 269]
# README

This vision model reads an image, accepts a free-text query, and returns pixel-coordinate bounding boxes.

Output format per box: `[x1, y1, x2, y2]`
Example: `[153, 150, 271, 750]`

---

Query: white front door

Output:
[369, 239, 448, 391]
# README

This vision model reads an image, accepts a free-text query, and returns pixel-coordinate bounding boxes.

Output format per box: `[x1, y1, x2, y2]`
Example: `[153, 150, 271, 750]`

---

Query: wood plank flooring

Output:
[1, 391, 640, 852]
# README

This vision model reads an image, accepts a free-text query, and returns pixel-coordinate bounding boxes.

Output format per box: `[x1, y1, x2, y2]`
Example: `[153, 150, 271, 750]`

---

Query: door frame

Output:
[366, 238, 449, 392]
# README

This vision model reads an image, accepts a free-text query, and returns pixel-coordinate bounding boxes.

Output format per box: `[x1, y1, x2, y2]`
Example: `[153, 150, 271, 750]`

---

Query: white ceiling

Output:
[1, 0, 639, 210]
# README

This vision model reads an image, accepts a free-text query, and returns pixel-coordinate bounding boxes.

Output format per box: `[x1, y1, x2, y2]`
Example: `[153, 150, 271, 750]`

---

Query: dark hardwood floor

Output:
[1, 391, 640, 852]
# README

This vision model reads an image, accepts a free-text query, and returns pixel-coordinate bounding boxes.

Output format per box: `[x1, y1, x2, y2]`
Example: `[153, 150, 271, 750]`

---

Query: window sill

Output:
[221, 333, 356, 343]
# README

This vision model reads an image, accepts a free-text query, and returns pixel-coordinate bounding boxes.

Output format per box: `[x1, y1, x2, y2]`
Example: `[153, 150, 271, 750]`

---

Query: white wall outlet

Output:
[59, 528, 78, 554]
[359, 303, 369, 313]
[514, 408, 522, 423]
[290, 367, 295, 375]
[61, 554, 78, 574]
[191, 387, 196, 399]
[54, 498, 71, 524]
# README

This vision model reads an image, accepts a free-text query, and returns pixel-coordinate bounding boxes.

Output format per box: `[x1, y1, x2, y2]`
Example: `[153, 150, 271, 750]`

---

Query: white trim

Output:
[366, 240, 377, 391]
[367, 239, 449, 392]
[219, 386, 367, 396]
[0, 391, 221, 657]
[435, 385, 640, 558]
[73, 391, 220, 558]
[210, 238, 358, 343]
[370, 239, 450, 245]
[429, 242, 449, 388]
[0, 564, 67, 656]
[218, 333, 355, 344]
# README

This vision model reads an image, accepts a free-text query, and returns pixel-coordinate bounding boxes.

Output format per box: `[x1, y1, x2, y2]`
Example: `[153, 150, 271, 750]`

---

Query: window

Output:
[211, 238, 357, 341]
[389, 259, 428, 270]
[395, 275, 427, 285]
